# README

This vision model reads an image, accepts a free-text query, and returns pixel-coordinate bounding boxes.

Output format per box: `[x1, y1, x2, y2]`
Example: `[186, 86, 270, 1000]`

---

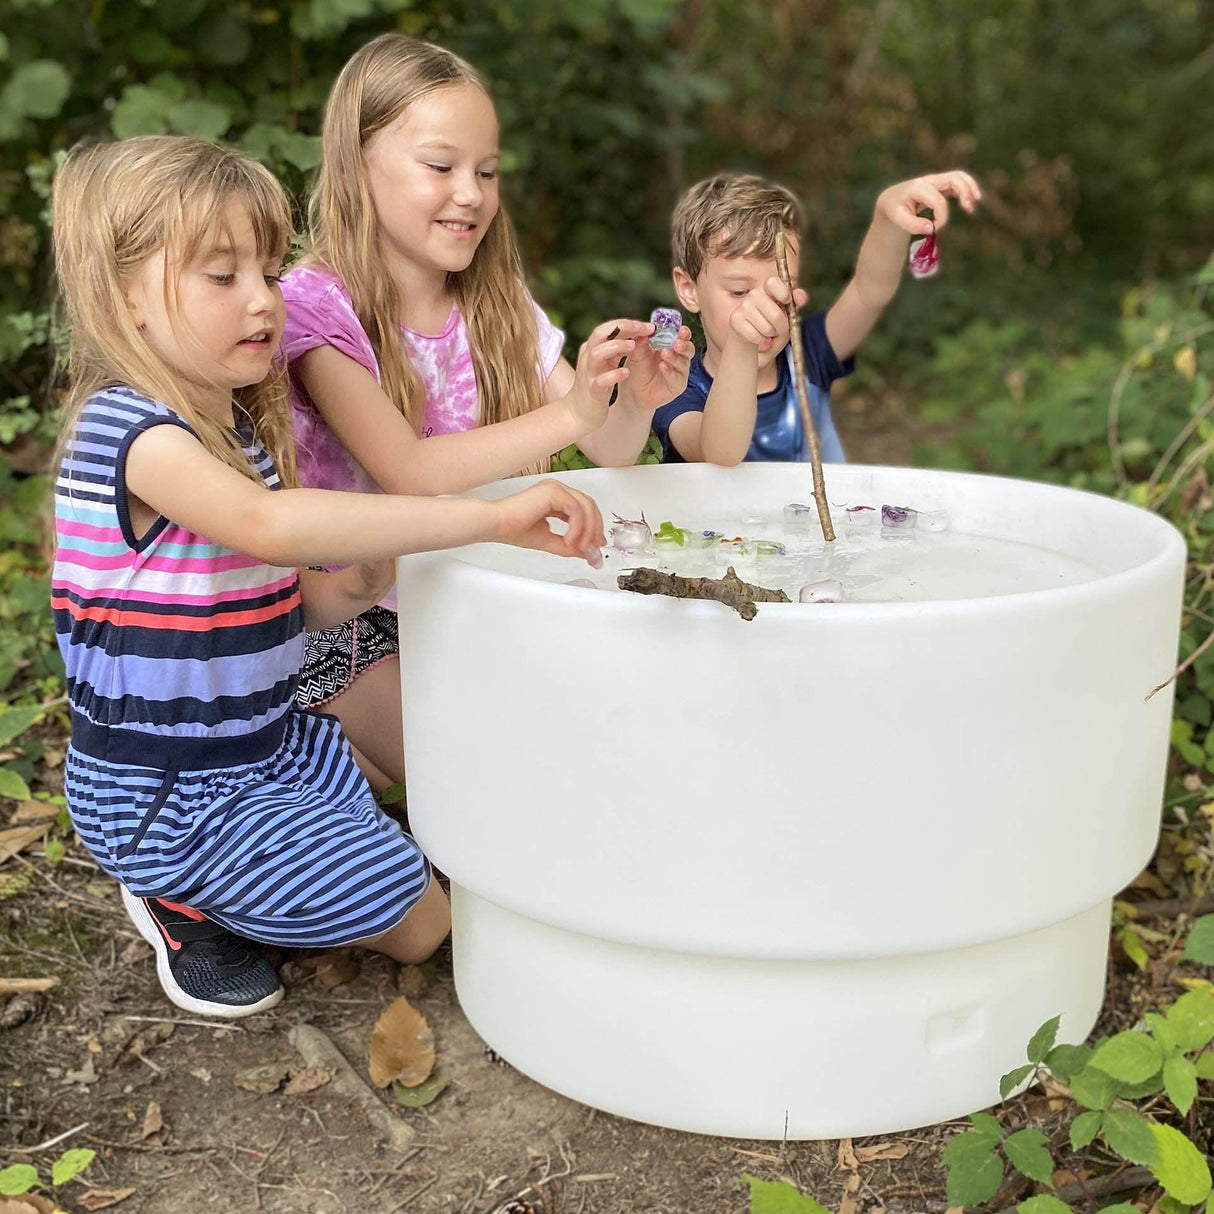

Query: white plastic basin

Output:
[395, 463, 1185, 1139]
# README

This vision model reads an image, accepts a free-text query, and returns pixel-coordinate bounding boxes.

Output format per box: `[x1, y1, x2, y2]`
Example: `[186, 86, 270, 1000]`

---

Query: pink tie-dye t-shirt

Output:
[280, 264, 566, 497]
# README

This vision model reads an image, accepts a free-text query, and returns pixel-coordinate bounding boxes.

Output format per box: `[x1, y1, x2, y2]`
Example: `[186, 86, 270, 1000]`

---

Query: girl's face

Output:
[123, 200, 284, 415]
[363, 83, 501, 285]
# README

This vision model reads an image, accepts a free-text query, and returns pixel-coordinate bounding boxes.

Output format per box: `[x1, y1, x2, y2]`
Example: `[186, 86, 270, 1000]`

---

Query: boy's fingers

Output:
[793, 288, 808, 308]
[763, 276, 795, 304]
[915, 182, 950, 230]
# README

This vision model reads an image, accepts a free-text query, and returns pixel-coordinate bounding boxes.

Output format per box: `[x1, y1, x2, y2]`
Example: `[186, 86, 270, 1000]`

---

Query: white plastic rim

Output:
[396, 463, 1185, 1137]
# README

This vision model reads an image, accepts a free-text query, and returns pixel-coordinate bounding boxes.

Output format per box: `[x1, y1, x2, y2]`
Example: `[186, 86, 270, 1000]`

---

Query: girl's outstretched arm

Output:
[295, 318, 646, 495]
[123, 424, 606, 568]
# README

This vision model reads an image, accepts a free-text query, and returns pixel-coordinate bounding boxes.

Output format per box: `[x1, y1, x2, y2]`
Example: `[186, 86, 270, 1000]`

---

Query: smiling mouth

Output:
[239, 332, 274, 347]
[437, 220, 476, 234]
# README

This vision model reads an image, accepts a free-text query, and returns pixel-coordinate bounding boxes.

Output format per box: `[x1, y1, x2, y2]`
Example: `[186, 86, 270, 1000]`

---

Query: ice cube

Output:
[845, 504, 878, 527]
[784, 502, 815, 530]
[920, 510, 949, 532]
[649, 306, 682, 350]
[799, 579, 844, 604]
[686, 529, 721, 550]
[718, 539, 755, 568]
[611, 517, 653, 552]
[881, 504, 918, 530]
[743, 539, 787, 560]
[564, 578, 596, 589]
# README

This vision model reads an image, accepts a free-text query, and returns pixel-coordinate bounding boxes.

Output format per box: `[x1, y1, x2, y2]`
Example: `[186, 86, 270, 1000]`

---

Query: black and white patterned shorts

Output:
[296, 605, 399, 709]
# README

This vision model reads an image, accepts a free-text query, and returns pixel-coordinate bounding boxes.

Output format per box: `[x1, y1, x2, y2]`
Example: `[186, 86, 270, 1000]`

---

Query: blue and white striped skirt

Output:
[64, 709, 428, 948]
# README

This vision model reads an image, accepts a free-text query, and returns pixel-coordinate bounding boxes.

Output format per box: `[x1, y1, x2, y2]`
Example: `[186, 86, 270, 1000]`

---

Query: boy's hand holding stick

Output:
[774, 232, 835, 542]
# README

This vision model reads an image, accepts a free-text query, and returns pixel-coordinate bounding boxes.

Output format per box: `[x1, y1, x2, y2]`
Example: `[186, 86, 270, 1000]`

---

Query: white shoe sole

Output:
[120, 885, 283, 1019]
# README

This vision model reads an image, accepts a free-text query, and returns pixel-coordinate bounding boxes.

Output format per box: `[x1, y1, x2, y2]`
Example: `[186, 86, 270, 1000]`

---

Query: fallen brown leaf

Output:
[314, 950, 360, 992]
[139, 1100, 165, 1143]
[840, 1184, 861, 1214]
[77, 1189, 137, 1211]
[283, 1065, 331, 1095]
[0, 1195, 56, 1214]
[367, 995, 435, 1088]
[837, 1137, 860, 1171]
[233, 1059, 293, 1095]
[854, 1142, 909, 1163]
[41, 749, 64, 770]
[0, 824, 50, 865]
[9, 801, 57, 825]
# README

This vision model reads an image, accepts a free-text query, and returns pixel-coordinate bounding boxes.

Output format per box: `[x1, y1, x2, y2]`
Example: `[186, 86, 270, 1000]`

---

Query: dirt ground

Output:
[0, 398, 1192, 1214]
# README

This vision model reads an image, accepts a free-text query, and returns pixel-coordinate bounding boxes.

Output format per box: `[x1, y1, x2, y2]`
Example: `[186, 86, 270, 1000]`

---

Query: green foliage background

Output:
[1, 0, 1213, 808]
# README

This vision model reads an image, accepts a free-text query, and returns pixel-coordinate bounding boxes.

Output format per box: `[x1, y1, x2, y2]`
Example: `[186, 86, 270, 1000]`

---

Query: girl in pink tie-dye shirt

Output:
[282, 33, 692, 789]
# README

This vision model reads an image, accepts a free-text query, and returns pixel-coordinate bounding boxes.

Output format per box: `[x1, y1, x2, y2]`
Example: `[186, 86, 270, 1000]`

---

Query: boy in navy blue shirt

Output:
[653, 170, 980, 465]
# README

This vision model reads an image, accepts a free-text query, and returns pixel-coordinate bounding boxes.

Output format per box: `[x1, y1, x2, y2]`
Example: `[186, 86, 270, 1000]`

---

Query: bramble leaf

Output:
[1089, 1031, 1163, 1083]
[1162, 1056, 1198, 1115]
[1069, 1110, 1102, 1150]
[1027, 1015, 1062, 1063]
[1101, 1108, 1157, 1166]
[1069, 1065, 1120, 1110]
[0, 1163, 39, 1195]
[1005, 1128, 1055, 1185]
[945, 1147, 1004, 1207]
[1018, 1196, 1071, 1214]
[1149, 1123, 1212, 1204]
[1000, 1063, 1035, 1100]
[744, 1176, 832, 1214]
[1182, 915, 1214, 964]
[1045, 1043, 1091, 1080]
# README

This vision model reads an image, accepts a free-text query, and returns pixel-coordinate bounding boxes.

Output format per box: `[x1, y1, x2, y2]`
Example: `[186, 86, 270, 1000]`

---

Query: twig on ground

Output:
[3, 1121, 89, 1153]
[289, 1022, 415, 1152]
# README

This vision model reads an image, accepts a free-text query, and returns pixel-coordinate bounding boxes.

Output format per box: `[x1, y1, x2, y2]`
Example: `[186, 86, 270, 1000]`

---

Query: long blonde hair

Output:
[308, 33, 547, 474]
[52, 136, 296, 487]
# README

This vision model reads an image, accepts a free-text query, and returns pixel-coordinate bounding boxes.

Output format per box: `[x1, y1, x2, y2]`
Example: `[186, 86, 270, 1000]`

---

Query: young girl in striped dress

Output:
[50, 136, 611, 1018]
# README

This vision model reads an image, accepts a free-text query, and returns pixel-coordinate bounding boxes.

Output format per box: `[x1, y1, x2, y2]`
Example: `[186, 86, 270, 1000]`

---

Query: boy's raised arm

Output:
[825, 170, 981, 361]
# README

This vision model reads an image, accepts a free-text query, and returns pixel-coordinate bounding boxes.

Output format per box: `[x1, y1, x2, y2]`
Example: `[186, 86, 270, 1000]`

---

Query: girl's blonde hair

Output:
[308, 33, 547, 474]
[52, 135, 296, 487]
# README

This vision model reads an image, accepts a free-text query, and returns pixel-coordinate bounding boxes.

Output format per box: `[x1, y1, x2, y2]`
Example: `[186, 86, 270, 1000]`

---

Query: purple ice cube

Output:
[649, 307, 682, 350]
[881, 504, 918, 530]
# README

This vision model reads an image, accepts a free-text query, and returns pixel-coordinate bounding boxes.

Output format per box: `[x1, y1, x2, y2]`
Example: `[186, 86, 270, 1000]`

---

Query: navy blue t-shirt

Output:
[652, 310, 853, 464]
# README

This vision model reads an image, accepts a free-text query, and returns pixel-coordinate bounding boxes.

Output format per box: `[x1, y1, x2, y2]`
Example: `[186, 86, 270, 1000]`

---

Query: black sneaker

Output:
[120, 885, 283, 1018]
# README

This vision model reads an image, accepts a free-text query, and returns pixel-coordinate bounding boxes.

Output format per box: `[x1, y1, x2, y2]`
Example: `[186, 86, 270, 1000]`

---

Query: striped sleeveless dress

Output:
[52, 386, 429, 947]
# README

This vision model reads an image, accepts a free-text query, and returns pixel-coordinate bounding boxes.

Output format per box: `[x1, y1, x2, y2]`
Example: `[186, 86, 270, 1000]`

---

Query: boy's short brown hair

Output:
[672, 173, 807, 281]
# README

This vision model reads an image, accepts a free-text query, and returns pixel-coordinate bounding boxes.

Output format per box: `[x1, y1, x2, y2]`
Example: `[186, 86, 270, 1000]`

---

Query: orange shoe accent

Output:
[155, 898, 206, 921]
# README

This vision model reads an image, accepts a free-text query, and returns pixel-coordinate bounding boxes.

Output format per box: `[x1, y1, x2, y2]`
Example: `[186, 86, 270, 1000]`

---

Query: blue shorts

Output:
[64, 708, 427, 947]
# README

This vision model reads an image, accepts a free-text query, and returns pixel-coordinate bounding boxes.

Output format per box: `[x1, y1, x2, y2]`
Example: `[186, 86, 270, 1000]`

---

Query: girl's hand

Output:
[567, 319, 652, 432]
[615, 324, 695, 413]
[729, 280, 808, 348]
[876, 170, 982, 237]
[491, 480, 606, 567]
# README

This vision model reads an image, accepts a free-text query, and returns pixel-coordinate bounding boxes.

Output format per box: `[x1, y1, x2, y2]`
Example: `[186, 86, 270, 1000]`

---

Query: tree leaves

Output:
[1101, 1109, 1156, 1166]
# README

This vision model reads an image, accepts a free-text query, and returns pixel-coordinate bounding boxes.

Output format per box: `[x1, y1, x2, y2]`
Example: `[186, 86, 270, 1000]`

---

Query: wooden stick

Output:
[0, 976, 59, 997]
[774, 231, 835, 541]
[618, 566, 789, 621]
